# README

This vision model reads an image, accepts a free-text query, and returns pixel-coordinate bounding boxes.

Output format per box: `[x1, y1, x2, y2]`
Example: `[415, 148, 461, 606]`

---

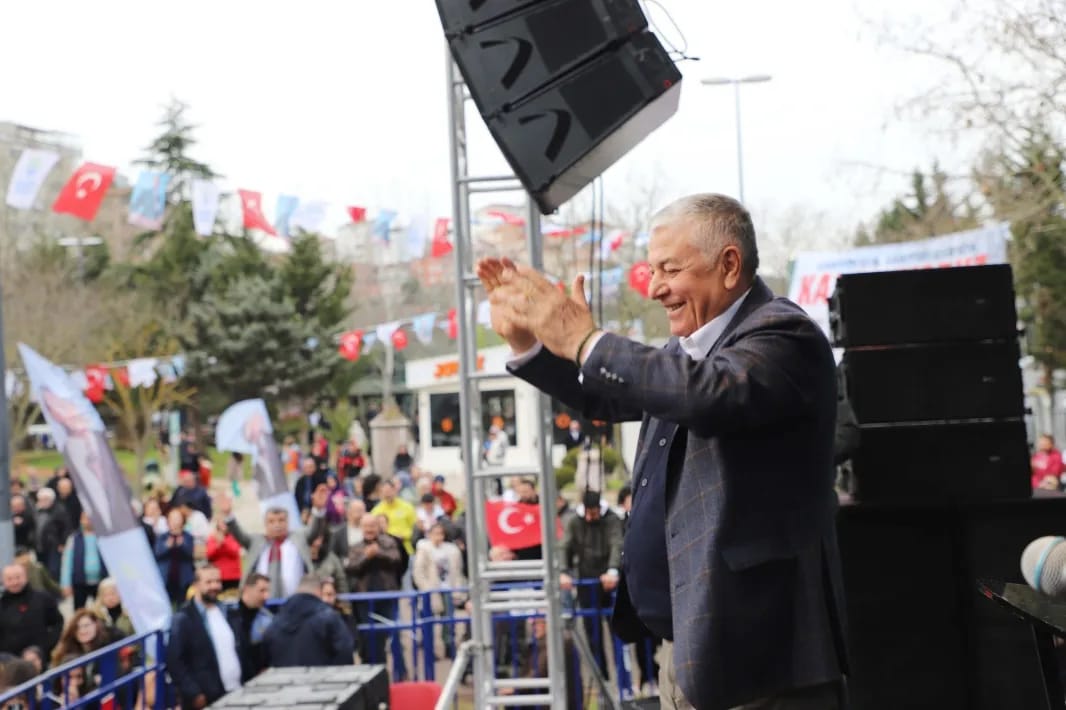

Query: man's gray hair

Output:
[650, 193, 759, 278]
[265, 506, 289, 518]
[296, 572, 324, 595]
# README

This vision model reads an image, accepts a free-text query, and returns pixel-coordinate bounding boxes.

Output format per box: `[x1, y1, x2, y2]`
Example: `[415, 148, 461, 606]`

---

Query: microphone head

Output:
[1021, 536, 1066, 596]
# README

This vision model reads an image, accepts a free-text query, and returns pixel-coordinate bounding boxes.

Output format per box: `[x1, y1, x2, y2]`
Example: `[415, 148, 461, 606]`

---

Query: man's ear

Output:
[721, 246, 743, 290]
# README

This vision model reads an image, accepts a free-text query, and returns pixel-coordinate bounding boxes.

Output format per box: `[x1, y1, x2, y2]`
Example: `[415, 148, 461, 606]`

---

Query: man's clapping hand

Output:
[476, 258, 599, 362]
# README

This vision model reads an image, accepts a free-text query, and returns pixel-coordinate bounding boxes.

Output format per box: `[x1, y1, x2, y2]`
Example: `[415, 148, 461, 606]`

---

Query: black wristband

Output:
[574, 328, 600, 367]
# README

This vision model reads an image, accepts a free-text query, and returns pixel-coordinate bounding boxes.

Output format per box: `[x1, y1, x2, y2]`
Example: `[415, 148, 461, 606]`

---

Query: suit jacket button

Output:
[658, 438, 667, 446]
[641, 478, 648, 487]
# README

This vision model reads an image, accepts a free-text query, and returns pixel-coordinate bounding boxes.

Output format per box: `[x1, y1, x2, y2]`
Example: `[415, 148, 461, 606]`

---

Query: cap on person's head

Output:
[421, 493, 436, 504]
[582, 489, 601, 511]
[433, 474, 445, 484]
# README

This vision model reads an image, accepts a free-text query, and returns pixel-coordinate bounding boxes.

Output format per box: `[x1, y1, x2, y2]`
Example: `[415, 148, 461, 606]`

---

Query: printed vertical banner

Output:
[191, 179, 220, 236]
[127, 171, 171, 230]
[787, 223, 1011, 335]
[18, 343, 171, 634]
[5, 148, 60, 209]
[216, 398, 301, 526]
[289, 200, 328, 235]
[274, 194, 299, 237]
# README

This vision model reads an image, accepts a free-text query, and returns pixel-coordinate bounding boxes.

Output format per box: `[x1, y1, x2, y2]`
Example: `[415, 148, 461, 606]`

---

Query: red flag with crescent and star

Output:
[52, 162, 116, 221]
[485, 500, 562, 550]
[238, 189, 277, 235]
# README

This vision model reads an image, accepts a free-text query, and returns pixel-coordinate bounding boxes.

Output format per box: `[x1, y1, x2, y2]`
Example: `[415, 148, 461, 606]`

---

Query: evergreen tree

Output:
[135, 98, 217, 203]
[981, 127, 1066, 382]
[855, 165, 979, 245]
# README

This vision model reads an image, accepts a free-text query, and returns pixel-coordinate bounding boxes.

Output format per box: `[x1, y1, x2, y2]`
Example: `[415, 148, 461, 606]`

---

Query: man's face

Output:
[1040, 436, 1055, 453]
[429, 526, 445, 545]
[361, 516, 379, 542]
[99, 585, 120, 610]
[11, 495, 25, 515]
[301, 459, 316, 476]
[180, 471, 196, 489]
[243, 579, 270, 608]
[2, 565, 27, 594]
[57, 478, 73, 497]
[647, 221, 740, 337]
[320, 582, 337, 606]
[36, 491, 53, 509]
[381, 481, 396, 502]
[347, 500, 366, 526]
[585, 507, 601, 522]
[517, 482, 536, 503]
[81, 512, 93, 532]
[265, 511, 289, 539]
[196, 568, 222, 604]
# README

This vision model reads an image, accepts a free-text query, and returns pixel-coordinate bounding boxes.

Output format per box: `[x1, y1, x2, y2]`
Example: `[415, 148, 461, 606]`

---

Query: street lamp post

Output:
[701, 74, 772, 204]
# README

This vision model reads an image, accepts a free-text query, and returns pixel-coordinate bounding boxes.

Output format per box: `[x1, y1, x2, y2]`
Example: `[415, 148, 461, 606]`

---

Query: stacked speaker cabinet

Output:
[831, 264, 1030, 503]
[435, 0, 682, 213]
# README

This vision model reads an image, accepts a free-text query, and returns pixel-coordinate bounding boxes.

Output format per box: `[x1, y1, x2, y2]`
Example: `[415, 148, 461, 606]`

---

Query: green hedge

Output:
[555, 444, 622, 490]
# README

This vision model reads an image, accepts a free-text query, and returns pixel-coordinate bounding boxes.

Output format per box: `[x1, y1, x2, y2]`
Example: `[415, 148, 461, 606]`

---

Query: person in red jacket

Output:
[431, 475, 457, 518]
[206, 511, 243, 592]
[1032, 433, 1065, 490]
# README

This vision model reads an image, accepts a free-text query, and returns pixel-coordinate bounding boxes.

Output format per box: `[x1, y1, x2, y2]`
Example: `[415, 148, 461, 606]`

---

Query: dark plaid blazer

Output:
[511, 277, 848, 709]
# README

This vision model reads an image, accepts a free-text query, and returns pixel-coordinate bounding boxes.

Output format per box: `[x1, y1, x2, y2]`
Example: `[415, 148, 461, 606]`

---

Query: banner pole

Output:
[0, 284, 14, 568]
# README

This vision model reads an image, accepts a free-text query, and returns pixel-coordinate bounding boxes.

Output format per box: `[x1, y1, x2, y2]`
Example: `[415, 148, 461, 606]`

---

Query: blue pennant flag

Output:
[372, 210, 397, 243]
[275, 195, 300, 237]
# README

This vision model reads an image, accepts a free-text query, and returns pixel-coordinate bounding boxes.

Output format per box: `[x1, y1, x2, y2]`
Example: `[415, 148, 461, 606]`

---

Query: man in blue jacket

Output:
[263, 572, 354, 667]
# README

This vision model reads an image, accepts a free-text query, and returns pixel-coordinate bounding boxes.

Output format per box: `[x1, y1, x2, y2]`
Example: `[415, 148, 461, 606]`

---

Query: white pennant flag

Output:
[376, 321, 401, 345]
[191, 179, 220, 236]
[290, 200, 329, 235]
[5, 148, 60, 209]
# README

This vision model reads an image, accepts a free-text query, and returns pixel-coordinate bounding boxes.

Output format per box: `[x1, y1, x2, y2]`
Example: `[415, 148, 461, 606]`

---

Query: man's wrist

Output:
[573, 328, 602, 366]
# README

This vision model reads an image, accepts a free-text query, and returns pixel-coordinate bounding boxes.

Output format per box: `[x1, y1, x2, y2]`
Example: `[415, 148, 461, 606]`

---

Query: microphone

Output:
[1021, 536, 1066, 597]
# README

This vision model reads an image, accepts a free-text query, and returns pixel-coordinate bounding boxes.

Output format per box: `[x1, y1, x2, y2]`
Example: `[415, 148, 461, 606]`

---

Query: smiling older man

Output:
[477, 193, 848, 710]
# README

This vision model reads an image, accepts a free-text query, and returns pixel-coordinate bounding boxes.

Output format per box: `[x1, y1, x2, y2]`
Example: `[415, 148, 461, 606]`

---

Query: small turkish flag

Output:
[629, 261, 652, 297]
[84, 365, 108, 403]
[446, 308, 458, 339]
[338, 330, 363, 361]
[52, 162, 116, 221]
[238, 189, 277, 235]
[347, 206, 367, 222]
[391, 328, 408, 351]
[486, 500, 548, 550]
[431, 217, 453, 258]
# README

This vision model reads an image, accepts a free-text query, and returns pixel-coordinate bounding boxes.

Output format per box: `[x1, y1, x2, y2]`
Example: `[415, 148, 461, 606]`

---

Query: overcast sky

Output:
[0, 0, 970, 254]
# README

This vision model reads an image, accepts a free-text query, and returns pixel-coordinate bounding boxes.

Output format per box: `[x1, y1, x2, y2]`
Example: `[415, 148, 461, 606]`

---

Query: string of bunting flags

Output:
[5, 354, 187, 405]
[3, 146, 644, 262]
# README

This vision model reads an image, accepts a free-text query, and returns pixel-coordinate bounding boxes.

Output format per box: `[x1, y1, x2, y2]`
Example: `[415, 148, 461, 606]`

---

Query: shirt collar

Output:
[678, 288, 752, 360]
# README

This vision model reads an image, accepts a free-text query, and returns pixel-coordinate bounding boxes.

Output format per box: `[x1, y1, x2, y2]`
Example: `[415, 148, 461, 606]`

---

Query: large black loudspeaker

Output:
[830, 265, 1018, 347]
[831, 265, 1028, 504]
[436, 0, 682, 213]
[842, 341, 1025, 423]
[838, 495, 1066, 709]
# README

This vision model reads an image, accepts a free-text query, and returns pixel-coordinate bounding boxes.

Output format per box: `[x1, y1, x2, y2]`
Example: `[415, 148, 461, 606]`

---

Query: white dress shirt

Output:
[201, 603, 242, 692]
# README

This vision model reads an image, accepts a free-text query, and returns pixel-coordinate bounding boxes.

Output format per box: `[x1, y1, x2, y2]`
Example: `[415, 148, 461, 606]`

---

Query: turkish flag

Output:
[84, 365, 108, 403]
[52, 162, 116, 221]
[446, 308, 458, 339]
[238, 189, 277, 235]
[111, 366, 130, 388]
[338, 330, 363, 361]
[431, 217, 453, 258]
[486, 500, 552, 550]
[347, 206, 367, 222]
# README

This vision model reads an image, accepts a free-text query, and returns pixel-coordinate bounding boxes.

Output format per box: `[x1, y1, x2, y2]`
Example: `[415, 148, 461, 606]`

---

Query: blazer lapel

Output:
[710, 277, 775, 356]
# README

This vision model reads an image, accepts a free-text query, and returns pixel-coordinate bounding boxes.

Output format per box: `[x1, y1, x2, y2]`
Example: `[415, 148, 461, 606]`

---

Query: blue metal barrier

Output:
[0, 629, 167, 710]
[0, 581, 658, 708]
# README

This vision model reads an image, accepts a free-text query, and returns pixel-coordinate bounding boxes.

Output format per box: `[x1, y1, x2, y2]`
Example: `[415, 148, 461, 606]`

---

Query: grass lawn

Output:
[14, 447, 236, 488]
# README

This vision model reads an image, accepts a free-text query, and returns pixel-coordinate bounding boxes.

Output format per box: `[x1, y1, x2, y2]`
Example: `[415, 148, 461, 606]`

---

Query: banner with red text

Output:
[788, 223, 1010, 335]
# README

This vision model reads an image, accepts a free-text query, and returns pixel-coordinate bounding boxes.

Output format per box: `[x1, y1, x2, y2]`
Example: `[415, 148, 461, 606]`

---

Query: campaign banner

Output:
[216, 398, 300, 526]
[787, 223, 1010, 335]
[18, 343, 171, 634]
[128, 171, 171, 230]
[5, 148, 59, 209]
[191, 179, 220, 236]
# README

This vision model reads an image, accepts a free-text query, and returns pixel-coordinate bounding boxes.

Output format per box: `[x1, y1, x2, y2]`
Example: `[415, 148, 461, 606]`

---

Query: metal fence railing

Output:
[0, 580, 659, 709]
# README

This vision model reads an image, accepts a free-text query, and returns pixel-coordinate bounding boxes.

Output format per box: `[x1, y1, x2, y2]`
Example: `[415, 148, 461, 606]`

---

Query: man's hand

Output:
[62, 586, 72, 599]
[192, 693, 208, 709]
[559, 572, 574, 591]
[476, 258, 537, 352]
[364, 542, 379, 558]
[218, 494, 234, 517]
[491, 265, 598, 362]
[600, 572, 619, 592]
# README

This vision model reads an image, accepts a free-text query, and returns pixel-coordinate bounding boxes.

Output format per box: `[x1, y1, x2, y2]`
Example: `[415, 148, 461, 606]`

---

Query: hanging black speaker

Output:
[436, 0, 682, 213]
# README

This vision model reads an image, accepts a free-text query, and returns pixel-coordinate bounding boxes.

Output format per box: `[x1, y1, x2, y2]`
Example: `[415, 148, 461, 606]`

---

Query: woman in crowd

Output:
[320, 577, 358, 645]
[206, 514, 243, 593]
[412, 522, 465, 659]
[90, 578, 134, 639]
[49, 608, 110, 706]
[141, 498, 169, 539]
[309, 527, 349, 596]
